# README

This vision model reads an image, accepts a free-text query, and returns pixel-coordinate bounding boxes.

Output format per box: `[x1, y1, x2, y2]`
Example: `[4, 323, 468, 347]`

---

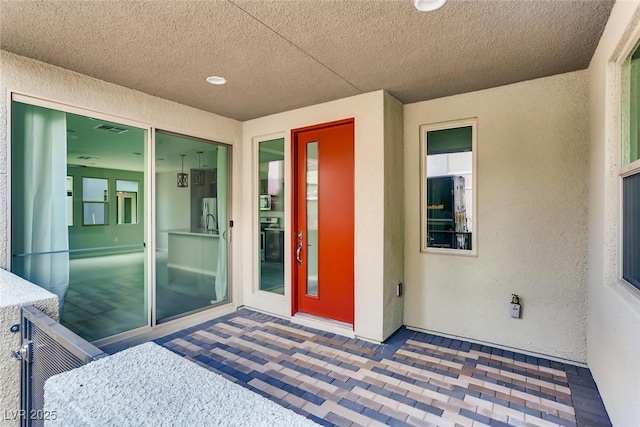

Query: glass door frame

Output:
[9, 93, 154, 345]
[8, 92, 234, 347]
[151, 129, 234, 326]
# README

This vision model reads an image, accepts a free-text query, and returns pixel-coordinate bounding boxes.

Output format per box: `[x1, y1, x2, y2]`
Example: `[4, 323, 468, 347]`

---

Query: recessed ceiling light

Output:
[206, 76, 227, 85]
[414, 0, 446, 12]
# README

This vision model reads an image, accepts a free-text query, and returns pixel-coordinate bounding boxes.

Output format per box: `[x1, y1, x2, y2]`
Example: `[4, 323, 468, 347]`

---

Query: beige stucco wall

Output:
[587, 1, 640, 425]
[0, 270, 58, 427]
[382, 92, 404, 338]
[242, 90, 403, 342]
[403, 70, 590, 362]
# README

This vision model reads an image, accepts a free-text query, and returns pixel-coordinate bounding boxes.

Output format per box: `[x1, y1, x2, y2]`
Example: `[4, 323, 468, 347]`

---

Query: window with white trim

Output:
[82, 177, 108, 225]
[420, 118, 477, 254]
[621, 41, 640, 291]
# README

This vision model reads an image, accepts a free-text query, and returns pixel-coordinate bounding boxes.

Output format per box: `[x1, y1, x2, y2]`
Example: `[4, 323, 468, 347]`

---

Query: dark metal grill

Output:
[30, 327, 85, 426]
[19, 306, 108, 427]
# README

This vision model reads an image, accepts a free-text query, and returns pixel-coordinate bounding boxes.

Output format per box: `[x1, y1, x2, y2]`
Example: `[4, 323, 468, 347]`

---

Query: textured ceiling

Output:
[0, 0, 614, 121]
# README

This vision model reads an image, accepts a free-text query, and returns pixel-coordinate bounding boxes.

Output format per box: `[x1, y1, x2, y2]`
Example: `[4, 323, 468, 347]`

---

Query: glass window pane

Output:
[155, 131, 230, 322]
[83, 177, 108, 201]
[116, 179, 138, 192]
[307, 142, 318, 296]
[258, 138, 285, 295]
[12, 102, 147, 342]
[623, 43, 640, 165]
[630, 47, 640, 164]
[83, 202, 107, 225]
[423, 123, 475, 252]
[623, 173, 640, 290]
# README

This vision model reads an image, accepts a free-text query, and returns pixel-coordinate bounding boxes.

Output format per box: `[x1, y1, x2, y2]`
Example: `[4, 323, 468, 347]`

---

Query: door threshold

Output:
[291, 312, 355, 339]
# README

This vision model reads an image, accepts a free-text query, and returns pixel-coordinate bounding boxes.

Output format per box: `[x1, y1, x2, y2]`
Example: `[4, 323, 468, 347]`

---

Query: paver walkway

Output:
[156, 309, 611, 427]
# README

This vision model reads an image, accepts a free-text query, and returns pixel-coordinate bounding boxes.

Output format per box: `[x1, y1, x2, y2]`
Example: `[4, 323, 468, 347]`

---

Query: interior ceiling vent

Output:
[94, 124, 129, 134]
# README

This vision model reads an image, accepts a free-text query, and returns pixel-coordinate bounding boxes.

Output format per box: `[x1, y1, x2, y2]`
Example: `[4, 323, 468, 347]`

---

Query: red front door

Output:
[292, 119, 354, 324]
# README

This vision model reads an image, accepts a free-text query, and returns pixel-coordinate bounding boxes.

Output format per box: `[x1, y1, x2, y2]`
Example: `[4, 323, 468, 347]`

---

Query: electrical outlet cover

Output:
[510, 303, 521, 319]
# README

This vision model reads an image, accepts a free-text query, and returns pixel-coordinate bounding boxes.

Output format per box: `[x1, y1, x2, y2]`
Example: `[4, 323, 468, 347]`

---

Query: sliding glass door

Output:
[10, 98, 232, 342]
[11, 100, 148, 341]
[154, 131, 229, 322]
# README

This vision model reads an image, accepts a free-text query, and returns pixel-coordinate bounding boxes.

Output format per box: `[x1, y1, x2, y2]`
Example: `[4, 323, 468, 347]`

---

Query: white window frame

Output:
[82, 176, 109, 226]
[617, 30, 640, 293]
[419, 117, 478, 256]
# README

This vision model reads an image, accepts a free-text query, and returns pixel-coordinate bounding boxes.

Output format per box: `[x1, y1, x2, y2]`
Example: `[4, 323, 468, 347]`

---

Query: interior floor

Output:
[61, 252, 221, 341]
[62, 252, 145, 341]
[260, 261, 285, 294]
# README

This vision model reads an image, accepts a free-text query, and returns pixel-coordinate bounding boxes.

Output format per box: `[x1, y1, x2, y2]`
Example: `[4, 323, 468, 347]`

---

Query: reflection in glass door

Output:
[258, 138, 285, 295]
[11, 100, 148, 341]
[155, 131, 230, 322]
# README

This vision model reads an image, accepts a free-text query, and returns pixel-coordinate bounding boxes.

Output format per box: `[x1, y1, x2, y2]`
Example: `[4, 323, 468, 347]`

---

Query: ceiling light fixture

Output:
[206, 76, 227, 85]
[414, 0, 446, 12]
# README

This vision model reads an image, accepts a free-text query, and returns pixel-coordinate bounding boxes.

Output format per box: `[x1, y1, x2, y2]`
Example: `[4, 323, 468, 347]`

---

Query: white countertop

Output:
[168, 229, 220, 237]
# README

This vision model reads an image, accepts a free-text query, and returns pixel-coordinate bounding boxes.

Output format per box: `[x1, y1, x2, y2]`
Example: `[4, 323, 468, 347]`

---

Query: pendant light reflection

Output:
[193, 151, 205, 186]
[414, 0, 446, 12]
[177, 154, 188, 187]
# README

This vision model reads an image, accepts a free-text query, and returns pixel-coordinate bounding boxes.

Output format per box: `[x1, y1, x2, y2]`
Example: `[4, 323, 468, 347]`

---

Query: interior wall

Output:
[587, 1, 640, 425]
[404, 70, 590, 362]
[67, 166, 144, 256]
[0, 51, 242, 294]
[242, 90, 396, 342]
[155, 171, 191, 251]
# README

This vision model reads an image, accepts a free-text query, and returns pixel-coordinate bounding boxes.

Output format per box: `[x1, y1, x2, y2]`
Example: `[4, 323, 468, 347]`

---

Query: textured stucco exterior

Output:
[44, 342, 316, 427]
[242, 90, 402, 342]
[1, 8, 638, 421]
[382, 92, 405, 339]
[0, 270, 58, 427]
[587, 1, 640, 425]
[403, 71, 590, 362]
